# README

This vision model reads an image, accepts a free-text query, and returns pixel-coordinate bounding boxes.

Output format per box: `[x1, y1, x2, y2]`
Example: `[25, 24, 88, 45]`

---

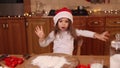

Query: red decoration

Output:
[87, 64, 91, 68]
[77, 64, 91, 68]
[77, 64, 87, 68]
[55, 7, 72, 14]
[3, 56, 24, 68]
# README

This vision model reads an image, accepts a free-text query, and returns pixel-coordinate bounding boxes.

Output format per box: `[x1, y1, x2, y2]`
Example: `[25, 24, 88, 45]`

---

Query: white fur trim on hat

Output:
[53, 11, 73, 26]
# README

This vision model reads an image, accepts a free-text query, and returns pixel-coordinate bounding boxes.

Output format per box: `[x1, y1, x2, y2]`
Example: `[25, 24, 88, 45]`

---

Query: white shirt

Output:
[39, 29, 95, 55]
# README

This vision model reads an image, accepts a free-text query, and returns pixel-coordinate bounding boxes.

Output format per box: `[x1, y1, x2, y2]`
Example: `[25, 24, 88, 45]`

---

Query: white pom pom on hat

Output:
[53, 7, 73, 26]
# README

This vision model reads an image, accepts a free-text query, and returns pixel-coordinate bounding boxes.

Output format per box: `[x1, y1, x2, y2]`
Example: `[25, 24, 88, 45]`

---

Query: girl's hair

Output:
[53, 18, 77, 39]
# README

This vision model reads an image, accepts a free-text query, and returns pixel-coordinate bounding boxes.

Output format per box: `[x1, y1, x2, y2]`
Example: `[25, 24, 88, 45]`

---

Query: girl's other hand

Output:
[94, 31, 110, 42]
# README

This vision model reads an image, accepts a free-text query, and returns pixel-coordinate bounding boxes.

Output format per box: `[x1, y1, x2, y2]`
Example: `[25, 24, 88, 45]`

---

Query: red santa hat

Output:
[53, 7, 73, 26]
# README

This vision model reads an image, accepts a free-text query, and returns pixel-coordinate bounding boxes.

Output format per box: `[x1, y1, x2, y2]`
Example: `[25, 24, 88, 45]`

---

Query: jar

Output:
[110, 33, 120, 55]
[110, 33, 120, 68]
[35, 1, 45, 16]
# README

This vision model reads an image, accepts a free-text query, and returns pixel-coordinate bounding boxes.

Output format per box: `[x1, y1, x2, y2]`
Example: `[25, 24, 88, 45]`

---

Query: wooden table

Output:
[75, 55, 110, 68]
[0, 54, 110, 68]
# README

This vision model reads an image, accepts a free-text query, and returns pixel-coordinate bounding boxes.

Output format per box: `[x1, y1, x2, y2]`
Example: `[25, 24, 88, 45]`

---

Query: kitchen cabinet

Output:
[26, 17, 52, 54]
[85, 16, 107, 55]
[73, 16, 87, 55]
[0, 17, 27, 54]
[0, 18, 7, 54]
[105, 16, 120, 55]
[73, 16, 86, 29]
[71, 16, 108, 55]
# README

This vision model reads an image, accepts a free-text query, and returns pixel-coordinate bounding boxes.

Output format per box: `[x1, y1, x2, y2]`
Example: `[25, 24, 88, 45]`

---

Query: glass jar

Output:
[110, 33, 120, 68]
[110, 33, 120, 55]
[35, 1, 44, 16]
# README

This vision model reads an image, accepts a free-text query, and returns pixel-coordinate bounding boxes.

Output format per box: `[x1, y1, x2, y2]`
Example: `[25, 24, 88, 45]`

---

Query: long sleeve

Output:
[39, 31, 55, 47]
[76, 29, 95, 38]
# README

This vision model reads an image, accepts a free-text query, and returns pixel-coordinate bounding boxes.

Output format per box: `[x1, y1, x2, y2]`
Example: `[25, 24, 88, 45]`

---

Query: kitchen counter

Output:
[0, 54, 110, 68]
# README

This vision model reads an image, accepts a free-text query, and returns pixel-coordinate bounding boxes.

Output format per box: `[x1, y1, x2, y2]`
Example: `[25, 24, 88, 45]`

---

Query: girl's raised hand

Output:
[35, 26, 45, 40]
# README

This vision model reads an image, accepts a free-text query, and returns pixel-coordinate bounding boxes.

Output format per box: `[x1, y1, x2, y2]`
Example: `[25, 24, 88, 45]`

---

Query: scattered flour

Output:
[31, 56, 70, 68]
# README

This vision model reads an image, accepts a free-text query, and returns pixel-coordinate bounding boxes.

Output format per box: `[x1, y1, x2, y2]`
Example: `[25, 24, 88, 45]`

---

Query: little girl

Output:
[35, 7, 110, 55]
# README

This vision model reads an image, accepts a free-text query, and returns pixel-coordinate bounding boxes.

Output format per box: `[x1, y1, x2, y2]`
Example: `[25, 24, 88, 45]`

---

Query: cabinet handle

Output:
[6, 24, 9, 28]
[2, 24, 6, 28]
[114, 21, 120, 24]
[25, 22, 29, 27]
[93, 21, 99, 24]
[88, 21, 99, 26]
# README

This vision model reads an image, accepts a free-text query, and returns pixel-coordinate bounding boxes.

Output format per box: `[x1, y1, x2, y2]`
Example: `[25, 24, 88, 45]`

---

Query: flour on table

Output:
[31, 56, 70, 68]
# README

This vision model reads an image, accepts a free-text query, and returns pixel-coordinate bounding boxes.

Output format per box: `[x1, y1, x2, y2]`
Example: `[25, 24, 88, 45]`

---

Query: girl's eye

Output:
[59, 20, 62, 22]
[65, 20, 69, 23]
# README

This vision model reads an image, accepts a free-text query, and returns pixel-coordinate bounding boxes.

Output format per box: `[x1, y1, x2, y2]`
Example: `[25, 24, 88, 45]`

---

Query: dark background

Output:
[0, 0, 23, 3]
[0, 0, 24, 16]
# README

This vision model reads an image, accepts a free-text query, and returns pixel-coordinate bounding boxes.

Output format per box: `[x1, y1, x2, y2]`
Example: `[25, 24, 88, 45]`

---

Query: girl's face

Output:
[57, 18, 69, 31]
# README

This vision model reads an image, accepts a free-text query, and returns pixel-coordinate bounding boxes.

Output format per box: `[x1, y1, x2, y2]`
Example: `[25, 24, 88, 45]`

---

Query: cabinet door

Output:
[73, 16, 86, 29]
[0, 18, 27, 54]
[6, 18, 27, 54]
[0, 19, 8, 54]
[27, 18, 52, 54]
[73, 16, 87, 55]
[85, 16, 107, 55]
